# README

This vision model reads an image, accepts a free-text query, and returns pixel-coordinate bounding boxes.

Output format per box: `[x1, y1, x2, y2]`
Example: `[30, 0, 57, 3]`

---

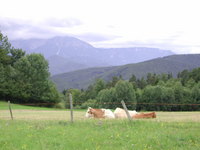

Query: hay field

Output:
[1, 109, 200, 122]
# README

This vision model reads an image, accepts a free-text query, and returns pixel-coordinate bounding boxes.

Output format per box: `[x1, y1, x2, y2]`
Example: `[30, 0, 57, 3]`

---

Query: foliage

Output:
[80, 99, 98, 109]
[67, 67, 200, 111]
[0, 32, 60, 105]
[115, 80, 136, 109]
[96, 87, 117, 108]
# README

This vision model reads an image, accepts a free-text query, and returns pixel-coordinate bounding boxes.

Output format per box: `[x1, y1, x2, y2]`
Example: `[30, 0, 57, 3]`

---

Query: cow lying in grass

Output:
[114, 107, 138, 118]
[133, 112, 156, 119]
[85, 107, 115, 119]
[114, 108, 156, 119]
[85, 107, 156, 119]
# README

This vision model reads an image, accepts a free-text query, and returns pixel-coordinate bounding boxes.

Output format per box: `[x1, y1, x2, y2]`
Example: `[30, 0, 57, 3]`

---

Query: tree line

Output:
[0, 32, 60, 105]
[63, 68, 200, 111]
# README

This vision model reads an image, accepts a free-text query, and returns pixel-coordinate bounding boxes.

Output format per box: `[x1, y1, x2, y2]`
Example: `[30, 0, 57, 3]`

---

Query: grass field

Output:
[0, 101, 200, 150]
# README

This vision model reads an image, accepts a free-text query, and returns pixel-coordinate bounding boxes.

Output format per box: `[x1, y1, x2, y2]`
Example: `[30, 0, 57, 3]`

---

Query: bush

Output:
[80, 99, 98, 109]
[54, 101, 65, 109]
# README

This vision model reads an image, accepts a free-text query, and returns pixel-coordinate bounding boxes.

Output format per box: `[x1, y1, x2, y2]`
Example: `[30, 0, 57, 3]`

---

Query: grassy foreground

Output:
[0, 120, 200, 150]
[0, 101, 200, 150]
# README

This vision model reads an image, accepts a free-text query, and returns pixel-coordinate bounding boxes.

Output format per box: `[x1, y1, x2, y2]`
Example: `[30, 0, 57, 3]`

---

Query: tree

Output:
[13, 53, 60, 103]
[106, 76, 121, 88]
[96, 87, 117, 108]
[10, 48, 25, 65]
[0, 32, 25, 100]
[190, 68, 200, 83]
[0, 32, 12, 65]
[178, 69, 190, 85]
[129, 74, 137, 89]
[191, 82, 200, 111]
[94, 79, 106, 94]
[136, 77, 147, 89]
[115, 80, 136, 109]
[0, 31, 25, 66]
[84, 85, 96, 100]
[146, 73, 159, 85]
[141, 85, 175, 111]
[69, 88, 82, 106]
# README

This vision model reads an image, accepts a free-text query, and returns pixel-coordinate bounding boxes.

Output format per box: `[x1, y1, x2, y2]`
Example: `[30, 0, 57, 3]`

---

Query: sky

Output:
[0, 0, 200, 54]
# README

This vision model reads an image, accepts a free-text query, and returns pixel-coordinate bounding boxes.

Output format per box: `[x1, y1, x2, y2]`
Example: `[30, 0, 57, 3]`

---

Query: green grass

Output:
[0, 101, 84, 111]
[1, 101, 200, 150]
[0, 101, 55, 110]
[0, 120, 199, 150]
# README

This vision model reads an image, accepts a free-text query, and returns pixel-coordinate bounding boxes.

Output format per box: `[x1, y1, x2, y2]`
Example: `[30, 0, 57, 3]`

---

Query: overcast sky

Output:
[1, 0, 200, 54]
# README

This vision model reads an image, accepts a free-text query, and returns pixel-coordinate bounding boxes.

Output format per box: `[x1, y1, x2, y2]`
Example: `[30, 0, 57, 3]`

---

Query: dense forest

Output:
[0, 32, 61, 105]
[63, 65, 200, 111]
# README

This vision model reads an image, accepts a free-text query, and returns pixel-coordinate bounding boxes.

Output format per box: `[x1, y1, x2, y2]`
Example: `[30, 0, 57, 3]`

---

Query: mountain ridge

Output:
[51, 54, 200, 91]
[11, 36, 174, 75]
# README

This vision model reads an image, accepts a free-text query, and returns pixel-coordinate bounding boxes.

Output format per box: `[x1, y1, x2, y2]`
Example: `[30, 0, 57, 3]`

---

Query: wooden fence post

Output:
[69, 93, 73, 123]
[8, 101, 13, 120]
[121, 100, 132, 121]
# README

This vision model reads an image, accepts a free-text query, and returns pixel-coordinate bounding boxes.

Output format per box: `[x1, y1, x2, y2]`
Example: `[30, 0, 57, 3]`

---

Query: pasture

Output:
[0, 101, 200, 150]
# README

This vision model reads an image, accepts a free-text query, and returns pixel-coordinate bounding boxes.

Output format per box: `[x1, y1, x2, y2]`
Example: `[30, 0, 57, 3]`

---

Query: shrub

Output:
[80, 99, 98, 109]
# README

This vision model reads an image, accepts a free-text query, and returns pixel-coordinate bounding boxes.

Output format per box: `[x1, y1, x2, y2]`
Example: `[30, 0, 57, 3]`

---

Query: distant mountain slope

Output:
[51, 54, 200, 91]
[47, 55, 89, 75]
[11, 36, 174, 75]
[97, 47, 173, 66]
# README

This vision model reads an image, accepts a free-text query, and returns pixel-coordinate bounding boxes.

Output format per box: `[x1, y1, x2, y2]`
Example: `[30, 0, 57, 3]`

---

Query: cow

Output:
[132, 112, 156, 119]
[102, 108, 115, 118]
[114, 107, 138, 118]
[85, 107, 115, 119]
[85, 107, 94, 118]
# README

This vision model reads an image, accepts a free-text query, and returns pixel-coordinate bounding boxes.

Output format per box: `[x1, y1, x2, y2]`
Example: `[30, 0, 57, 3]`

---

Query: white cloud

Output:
[1, 0, 200, 54]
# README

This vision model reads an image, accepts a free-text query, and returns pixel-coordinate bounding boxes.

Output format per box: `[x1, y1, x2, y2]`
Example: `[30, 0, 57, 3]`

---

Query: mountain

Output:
[11, 36, 174, 75]
[51, 54, 200, 91]
[47, 55, 88, 75]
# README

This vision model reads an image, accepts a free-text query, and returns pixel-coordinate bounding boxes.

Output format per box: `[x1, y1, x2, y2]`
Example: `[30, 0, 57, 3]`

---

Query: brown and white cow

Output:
[85, 107, 115, 119]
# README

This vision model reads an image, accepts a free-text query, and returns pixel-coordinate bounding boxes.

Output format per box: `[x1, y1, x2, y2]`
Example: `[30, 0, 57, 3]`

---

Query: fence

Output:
[0, 100, 200, 122]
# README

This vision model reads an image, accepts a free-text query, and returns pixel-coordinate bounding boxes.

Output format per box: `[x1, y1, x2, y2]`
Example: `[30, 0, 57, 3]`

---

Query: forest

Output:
[1, 31, 200, 111]
[63, 68, 200, 111]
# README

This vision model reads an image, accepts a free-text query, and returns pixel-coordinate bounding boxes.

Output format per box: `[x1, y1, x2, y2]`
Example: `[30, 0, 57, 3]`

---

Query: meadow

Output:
[0, 101, 200, 150]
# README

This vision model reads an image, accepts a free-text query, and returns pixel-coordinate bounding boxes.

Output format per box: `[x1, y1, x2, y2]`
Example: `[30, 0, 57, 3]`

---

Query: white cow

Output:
[102, 109, 115, 119]
[114, 107, 138, 118]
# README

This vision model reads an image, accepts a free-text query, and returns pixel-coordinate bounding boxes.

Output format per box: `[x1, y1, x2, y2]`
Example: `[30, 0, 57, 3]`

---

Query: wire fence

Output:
[6, 102, 200, 107]
[1, 101, 200, 121]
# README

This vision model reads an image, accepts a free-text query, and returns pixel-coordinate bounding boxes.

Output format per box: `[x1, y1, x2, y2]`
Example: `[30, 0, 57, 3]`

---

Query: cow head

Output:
[85, 107, 94, 118]
[86, 107, 105, 118]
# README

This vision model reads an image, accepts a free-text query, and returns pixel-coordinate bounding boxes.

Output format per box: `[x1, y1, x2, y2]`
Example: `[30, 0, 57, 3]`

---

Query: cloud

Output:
[1, 15, 200, 54]
[43, 18, 82, 28]
[0, 17, 82, 40]
[90, 36, 200, 54]
[0, 18, 29, 31]
[77, 33, 121, 42]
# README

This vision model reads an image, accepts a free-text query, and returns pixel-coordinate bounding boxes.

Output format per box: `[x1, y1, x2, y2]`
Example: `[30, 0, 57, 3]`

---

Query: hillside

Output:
[47, 55, 89, 75]
[11, 36, 174, 75]
[51, 54, 200, 91]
